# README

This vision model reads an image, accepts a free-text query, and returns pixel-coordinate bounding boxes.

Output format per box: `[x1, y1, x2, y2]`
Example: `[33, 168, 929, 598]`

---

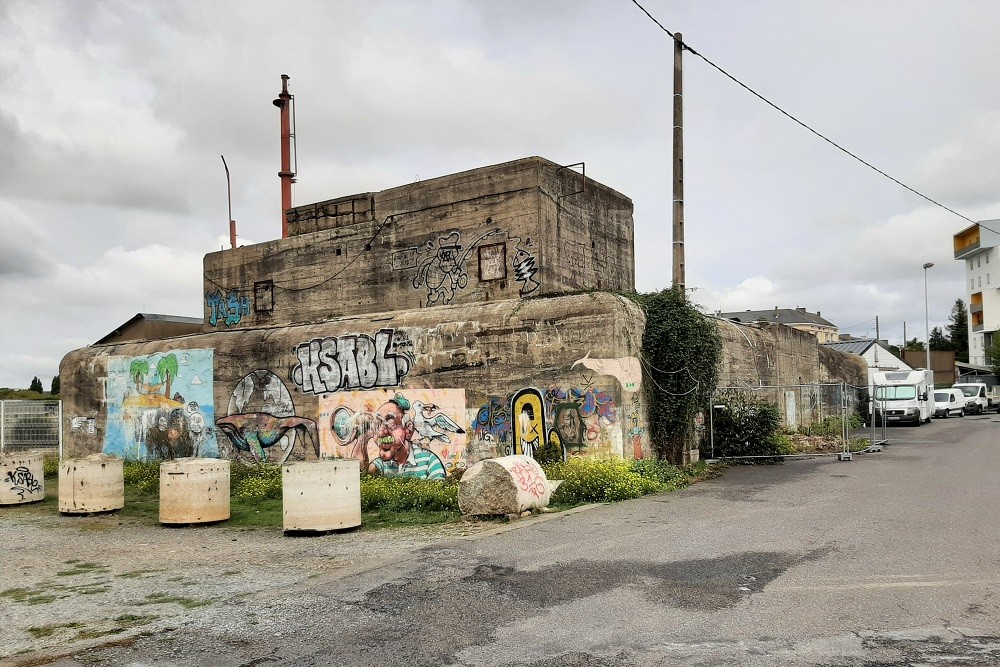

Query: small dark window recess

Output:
[335, 247, 342, 256]
[254, 280, 274, 313]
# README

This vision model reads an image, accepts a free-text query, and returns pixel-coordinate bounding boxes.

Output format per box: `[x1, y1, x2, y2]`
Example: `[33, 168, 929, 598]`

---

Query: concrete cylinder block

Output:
[59, 454, 124, 514]
[159, 457, 231, 525]
[282, 459, 361, 533]
[0, 450, 46, 505]
[458, 455, 551, 516]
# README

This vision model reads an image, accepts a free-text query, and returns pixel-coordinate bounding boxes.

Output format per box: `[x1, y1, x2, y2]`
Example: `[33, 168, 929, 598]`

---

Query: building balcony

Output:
[955, 239, 982, 259]
[973, 322, 984, 332]
[971, 302, 984, 314]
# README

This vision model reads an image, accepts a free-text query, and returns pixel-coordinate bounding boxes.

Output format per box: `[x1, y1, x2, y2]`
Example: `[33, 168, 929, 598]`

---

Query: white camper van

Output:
[871, 369, 935, 426]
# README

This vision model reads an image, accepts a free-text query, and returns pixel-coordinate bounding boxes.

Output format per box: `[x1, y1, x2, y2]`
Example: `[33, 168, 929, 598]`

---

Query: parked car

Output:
[933, 389, 966, 418]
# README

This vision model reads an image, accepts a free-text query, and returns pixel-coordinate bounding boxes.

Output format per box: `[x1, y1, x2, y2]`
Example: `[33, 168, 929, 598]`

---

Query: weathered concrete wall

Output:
[202, 157, 634, 332]
[60, 293, 651, 471]
[715, 318, 867, 388]
[712, 318, 868, 431]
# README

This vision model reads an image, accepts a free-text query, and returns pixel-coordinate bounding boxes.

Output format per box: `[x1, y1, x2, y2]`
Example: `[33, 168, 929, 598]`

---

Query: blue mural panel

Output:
[103, 349, 217, 460]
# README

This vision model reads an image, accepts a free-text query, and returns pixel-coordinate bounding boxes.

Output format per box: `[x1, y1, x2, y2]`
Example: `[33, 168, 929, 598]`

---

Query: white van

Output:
[933, 388, 966, 418]
[952, 382, 995, 414]
[871, 369, 935, 426]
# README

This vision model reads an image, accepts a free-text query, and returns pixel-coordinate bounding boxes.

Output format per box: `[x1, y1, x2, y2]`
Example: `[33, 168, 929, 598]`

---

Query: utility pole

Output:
[672, 32, 685, 298]
[874, 315, 880, 365]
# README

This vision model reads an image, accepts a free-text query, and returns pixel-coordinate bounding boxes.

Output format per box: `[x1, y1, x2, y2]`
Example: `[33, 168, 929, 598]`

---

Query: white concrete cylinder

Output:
[0, 450, 46, 505]
[282, 459, 361, 533]
[458, 455, 552, 516]
[159, 457, 231, 525]
[59, 455, 124, 514]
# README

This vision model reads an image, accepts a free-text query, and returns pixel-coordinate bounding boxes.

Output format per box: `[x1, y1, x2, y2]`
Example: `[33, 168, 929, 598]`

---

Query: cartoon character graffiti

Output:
[511, 388, 546, 458]
[323, 390, 467, 479]
[367, 394, 446, 479]
[412, 401, 465, 445]
[412, 229, 504, 306]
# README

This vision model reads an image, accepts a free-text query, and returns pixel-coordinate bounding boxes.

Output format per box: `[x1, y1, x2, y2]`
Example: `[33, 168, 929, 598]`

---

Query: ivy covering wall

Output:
[626, 289, 722, 464]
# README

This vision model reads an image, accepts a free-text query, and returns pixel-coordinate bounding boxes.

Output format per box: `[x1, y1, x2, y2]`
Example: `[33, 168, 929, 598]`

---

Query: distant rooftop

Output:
[716, 307, 835, 328]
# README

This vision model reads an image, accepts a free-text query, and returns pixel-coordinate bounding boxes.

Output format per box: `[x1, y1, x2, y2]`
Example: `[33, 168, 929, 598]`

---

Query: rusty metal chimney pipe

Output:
[273, 74, 293, 239]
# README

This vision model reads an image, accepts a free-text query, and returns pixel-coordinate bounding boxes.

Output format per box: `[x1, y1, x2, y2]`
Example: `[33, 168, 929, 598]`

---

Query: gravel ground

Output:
[0, 499, 504, 666]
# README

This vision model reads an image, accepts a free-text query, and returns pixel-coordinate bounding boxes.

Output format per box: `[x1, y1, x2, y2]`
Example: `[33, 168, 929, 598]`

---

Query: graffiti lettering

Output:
[509, 460, 547, 498]
[5, 466, 42, 500]
[291, 329, 411, 395]
[206, 290, 251, 327]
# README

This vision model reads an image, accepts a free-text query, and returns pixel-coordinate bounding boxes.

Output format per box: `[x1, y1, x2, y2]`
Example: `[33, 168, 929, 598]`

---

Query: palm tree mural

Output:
[155, 354, 179, 399]
[129, 359, 150, 393]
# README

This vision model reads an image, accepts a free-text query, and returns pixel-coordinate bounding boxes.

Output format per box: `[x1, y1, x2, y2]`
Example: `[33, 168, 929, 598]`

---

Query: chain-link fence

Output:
[707, 383, 873, 461]
[0, 401, 61, 454]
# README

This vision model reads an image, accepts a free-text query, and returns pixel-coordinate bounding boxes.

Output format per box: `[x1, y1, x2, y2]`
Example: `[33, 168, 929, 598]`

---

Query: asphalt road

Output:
[48, 413, 1000, 666]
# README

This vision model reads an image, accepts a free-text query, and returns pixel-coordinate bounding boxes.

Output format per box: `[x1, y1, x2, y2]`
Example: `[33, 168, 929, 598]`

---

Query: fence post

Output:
[58, 400, 64, 461]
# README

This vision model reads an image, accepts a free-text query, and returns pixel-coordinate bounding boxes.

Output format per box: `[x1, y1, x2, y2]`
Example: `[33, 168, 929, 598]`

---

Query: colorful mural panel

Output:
[216, 370, 317, 464]
[319, 389, 468, 479]
[103, 350, 217, 460]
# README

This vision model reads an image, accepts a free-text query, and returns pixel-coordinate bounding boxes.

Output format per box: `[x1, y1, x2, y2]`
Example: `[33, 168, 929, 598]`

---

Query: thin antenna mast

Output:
[221, 155, 236, 249]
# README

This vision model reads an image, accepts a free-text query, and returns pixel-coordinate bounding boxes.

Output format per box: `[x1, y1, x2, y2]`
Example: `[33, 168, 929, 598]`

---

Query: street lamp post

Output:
[923, 262, 934, 371]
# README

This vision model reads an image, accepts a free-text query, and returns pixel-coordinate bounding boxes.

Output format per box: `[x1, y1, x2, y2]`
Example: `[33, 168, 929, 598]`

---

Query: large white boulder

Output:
[458, 455, 551, 516]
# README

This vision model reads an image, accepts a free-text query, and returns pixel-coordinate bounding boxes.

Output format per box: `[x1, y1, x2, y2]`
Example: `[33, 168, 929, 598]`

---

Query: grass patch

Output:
[360, 510, 462, 530]
[27, 621, 85, 638]
[0, 587, 61, 605]
[228, 498, 283, 528]
[138, 592, 211, 608]
[56, 561, 109, 577]
[116, 568, 166, 579]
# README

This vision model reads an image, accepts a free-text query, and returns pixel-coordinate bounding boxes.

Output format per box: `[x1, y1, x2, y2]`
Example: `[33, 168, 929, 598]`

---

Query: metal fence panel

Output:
[1, 400, 61, 453]
[708, 383, 872, 460]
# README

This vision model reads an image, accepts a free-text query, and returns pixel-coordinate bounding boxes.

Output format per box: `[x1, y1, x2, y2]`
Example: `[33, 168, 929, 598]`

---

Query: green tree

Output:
[50, 376, 60, 395]
[129, 359, 150, 393]
[929, 326, 952, 351]
[903, 338, 925, 351]
[28, 376, 43, 393]
[987, 337, 1000, 377]
[946, 298, 969, 363]
[156, 353, 179, 399]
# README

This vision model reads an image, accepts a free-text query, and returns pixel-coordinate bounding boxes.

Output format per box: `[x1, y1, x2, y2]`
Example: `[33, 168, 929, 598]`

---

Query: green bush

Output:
[360, 475, 459, 512]
[703, 390, 784, 459]
[533, 438, 564, 465]
[542, 458, 661, 504]
[799, 415, 864, 437]
[122, 460, 161, 496]
[43, 454, 60, 479]
[231, 464, 282, 503]
[628, 458, 685, 486]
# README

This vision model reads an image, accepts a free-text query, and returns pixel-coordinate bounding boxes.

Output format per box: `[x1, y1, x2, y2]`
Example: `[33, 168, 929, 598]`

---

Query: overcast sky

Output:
[2, 0, 998, 390]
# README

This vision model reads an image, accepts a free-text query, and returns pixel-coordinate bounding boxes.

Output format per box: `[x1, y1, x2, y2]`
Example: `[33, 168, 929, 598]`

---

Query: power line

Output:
[629, 0, 975, 225]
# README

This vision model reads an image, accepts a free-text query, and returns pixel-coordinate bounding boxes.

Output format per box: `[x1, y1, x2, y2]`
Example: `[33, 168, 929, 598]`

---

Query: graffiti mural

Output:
[206, 289, 251, 327]
[216, 370, 317, 464]
[627, 394, 645, 460]
[511, 388, 546, 458]
[290, 329, 412, 395]
[545, 386, 620, 458]
[412, 229, 505, 306]
[571, 353, 642, 392]
[319, 389, 467, 479]
[103, 350, 217, 460]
